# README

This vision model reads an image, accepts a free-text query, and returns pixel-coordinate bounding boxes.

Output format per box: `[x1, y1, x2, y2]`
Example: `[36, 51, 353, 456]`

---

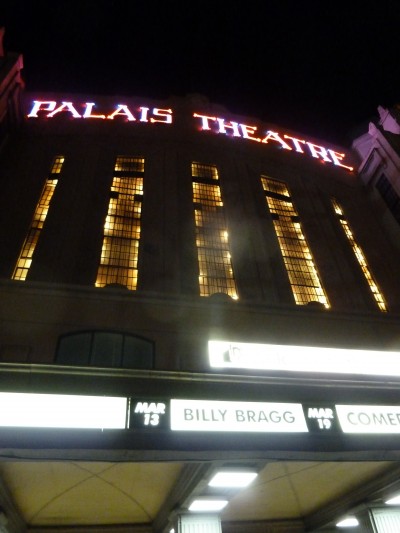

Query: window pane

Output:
[95, 156, 144, 290]
[123, 336, 154, 369]
[261, 176, 329, 307]
[332, 198, 386, 311]
[56, 331, 154, 369]
[91, 332, 123, 367]
[192, 162, 238, 299]
[12, 156, 64, 281]
[57, 333, 91, 366]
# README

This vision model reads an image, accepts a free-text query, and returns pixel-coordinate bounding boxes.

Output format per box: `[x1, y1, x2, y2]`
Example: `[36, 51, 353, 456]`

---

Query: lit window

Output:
[192, 162, 238, 299]
[261, 176, 329, 307]
[96, 157, 144, 290]
[12, 155, 64, 281]
[332, 198, 387, 312]
[56, 331, 154, 369]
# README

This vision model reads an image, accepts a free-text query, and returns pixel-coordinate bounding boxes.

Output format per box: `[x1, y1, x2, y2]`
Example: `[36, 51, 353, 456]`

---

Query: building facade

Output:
[2, 42, 400, 533]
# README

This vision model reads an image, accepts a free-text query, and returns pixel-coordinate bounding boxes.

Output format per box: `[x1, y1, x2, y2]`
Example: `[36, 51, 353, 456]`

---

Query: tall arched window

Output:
[192, 162, 238, 299]
[261, 176, 329, 307]
[96, 156, 144, 290]
[12, 155, 65, 281]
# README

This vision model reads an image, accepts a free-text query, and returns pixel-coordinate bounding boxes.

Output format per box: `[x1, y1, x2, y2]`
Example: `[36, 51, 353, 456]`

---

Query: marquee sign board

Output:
[208, 340, 400, 379]
[1, 392, 400, 436]
[129, 398, 400, 435]
[26, 99, 354, 172]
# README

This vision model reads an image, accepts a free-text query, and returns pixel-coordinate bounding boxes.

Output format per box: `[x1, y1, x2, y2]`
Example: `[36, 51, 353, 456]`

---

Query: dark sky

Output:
[2, 1, 400, 145]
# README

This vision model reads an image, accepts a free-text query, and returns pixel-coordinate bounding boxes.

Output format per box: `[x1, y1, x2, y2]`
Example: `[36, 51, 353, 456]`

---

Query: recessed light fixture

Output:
[208, 471, 258, 488]
[336, 517, 359, 528]
[385, 494, 400, 505]
[188, 499, 228, 512]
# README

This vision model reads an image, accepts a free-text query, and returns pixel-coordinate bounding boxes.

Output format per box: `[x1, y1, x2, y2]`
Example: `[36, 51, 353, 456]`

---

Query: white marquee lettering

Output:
[47, 101, 81, 118]
[27, 100, 57, 117]
[216, 118, 241, 137]
[107, 104, 136, 121]
[26, 99, 353, 172]
[193, 112, 217, 130]
[150, 108, 173, 124]
[83, 102, 106, 119]
[261, 130, 292, 150]
[306, 142, 332, 162]
[284, 134, 306, 153]
[328, 149, 354, 171]
[139, 107, 150, 122]
[240, 124, 260, 141]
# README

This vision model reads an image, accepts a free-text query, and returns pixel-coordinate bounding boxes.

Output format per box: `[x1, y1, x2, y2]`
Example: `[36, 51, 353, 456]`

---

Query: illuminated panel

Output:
[332, 198, 387, 311]
[261, 176, 329, 307]
[209, 340, 400, 377]
[12, 156, 64, 281]
[96, 157, 144, 290]
[0, 392, 127, 429]
[192, 162, 238, 299]
[336, 405, 400, 433]
[170, 399, 308, 432]
[188, 500, 228, 512]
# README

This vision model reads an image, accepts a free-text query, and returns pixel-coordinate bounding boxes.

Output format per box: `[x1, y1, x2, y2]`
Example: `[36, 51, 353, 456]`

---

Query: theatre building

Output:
[3, 41, 400, 533]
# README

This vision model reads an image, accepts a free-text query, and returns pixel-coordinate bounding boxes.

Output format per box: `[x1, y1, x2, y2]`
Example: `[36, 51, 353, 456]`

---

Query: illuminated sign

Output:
[3, 392, 400, 436]
[193, 113, 353, 171]
[27, 100, 173, 123]
[208, 340, 400, 378]
[26, 99, 353, 171]
[170, 399, 308, 432]
[130, 400, 168, 428]
[0, 392, 127, 429]
[336, 405, 400, 433]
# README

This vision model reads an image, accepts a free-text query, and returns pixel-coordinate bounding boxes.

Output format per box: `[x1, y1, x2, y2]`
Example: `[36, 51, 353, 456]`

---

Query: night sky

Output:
[2, 1, 400, 145]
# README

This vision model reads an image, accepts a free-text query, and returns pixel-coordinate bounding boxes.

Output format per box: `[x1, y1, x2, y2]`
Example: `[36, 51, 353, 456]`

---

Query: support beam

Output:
[0, 473, 26, 533]
[303, 464, 400, 531]
[153, 463, 213, 533]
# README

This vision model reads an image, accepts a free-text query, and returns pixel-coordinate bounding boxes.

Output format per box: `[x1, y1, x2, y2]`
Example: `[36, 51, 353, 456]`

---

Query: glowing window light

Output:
[208, 471, 257, 488]
[96, 157, 144, 290]
[12, 156, 64, 281]
[192, 162, 238, 299]
[336, 517, 359, 527]
[261, 176, 329, 307]
[332, 198, 387, 311]
[0, 392, 127, 429]
[188, 499, 228, 512]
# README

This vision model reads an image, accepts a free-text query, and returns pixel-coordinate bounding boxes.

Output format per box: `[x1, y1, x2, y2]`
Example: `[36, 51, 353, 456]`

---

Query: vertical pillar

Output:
[175, 513, 222, 533]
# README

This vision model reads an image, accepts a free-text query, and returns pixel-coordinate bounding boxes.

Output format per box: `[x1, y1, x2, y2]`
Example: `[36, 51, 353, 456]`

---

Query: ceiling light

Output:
[188, 499, 228, 512]
[208, 471, 258, 488]
[385, 494, 400, 505]
[336, 517, 359, 528]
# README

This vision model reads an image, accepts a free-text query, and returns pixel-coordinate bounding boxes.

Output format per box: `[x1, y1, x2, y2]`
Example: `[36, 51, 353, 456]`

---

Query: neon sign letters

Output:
[27, 99, 353, 171]
[28, 100, 173, 123]
[193, 113, 353, 171]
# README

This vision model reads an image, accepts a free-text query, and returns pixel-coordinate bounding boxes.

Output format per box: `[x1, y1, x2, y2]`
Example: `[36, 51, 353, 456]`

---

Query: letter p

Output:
[27, 100, 57, 118]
